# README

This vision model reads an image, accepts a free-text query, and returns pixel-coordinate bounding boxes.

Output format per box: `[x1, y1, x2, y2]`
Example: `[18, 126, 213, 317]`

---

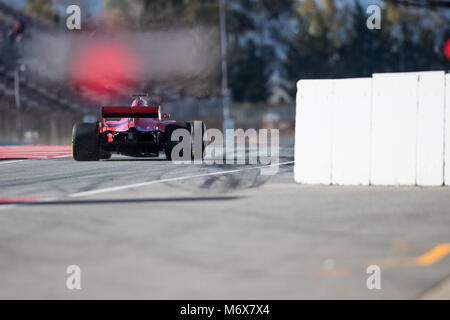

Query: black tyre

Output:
[186, 121, 206, 159]
[72, 123, 100, 161]
[164, 123, 191, 161]
[100, 153, 112, 160]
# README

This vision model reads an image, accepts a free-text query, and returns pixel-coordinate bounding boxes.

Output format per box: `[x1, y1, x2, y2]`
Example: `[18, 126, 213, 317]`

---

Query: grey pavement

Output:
[0, 145, 449, 299]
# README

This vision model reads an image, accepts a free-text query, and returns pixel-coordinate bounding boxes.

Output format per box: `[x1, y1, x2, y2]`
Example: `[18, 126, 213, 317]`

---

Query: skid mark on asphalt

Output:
[168, 168, 272, 193]
[68, 161, 295, 198]
[0, 161, 294, 211]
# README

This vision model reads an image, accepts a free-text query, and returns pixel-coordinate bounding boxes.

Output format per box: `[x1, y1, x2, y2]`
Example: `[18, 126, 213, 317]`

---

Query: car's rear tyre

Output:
[164, 123, 191, 161]
[164, 121, 207, 161]
[187, 121, 206, 159]
[72, 123, 100, 161]
[100, 153, 111, 160]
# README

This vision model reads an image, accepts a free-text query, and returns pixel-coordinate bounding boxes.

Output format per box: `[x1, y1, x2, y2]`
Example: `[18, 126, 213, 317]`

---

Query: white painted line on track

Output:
[0, 160, 25, 165]
[69, 161, 295, 198]
[0, 155, 71, 164]
[47, 155, 72, 159]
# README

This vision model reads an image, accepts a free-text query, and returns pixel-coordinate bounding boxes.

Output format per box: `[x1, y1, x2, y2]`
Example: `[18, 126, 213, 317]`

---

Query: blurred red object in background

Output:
[70, 40, 140, 97]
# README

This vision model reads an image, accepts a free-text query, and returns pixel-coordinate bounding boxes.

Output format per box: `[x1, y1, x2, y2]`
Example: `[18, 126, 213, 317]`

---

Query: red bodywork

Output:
[101, 106, 174, 133]
[72, 98, 200, 160]
[98, 104, 179, 157]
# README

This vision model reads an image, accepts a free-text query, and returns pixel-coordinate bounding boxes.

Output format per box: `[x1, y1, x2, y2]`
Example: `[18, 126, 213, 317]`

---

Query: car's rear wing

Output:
[102, 107, 160, 119]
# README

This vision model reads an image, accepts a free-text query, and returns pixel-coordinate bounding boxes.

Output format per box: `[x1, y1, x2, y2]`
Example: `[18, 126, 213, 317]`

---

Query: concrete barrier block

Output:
[445, 74, 450, 186]
[295, 71, 447, 186]
[371, 73, 418, 185]
[294, 80, 333, 184]
[416, 71, 445, 186]
[331, 78, 372, 185]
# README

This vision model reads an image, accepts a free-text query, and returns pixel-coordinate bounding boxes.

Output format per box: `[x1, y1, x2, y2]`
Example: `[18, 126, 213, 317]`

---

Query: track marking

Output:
[0, 146, 72, 159]
[415, 243, 450, 266]
[0, 160, 25, 165]
[367, 243, 450, 268]
[0, 197, 56, 211]
[48, 155, 72, 159]
[0, 161, 294, 211]
[0, 197, 44, 204]
[0, 155, 71, 165]
[69, 161, 295, 198]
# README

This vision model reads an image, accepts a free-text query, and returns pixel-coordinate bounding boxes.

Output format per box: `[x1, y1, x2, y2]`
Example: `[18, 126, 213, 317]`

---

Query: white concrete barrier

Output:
[294, 80, 333, 184]
[371, 73, 418, 185]
[295, 71, 449, 186]
[416, 72, 445, 186]
[331, 78, 372, 185]
[446, 74, 450, 186]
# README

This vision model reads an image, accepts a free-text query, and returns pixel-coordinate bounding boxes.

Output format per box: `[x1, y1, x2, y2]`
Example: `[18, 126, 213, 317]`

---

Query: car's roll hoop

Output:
[131, 93, 148, 98]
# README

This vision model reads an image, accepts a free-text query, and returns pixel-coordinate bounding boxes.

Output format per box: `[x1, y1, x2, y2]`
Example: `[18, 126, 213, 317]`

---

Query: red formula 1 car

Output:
[72, 95, 206, 161]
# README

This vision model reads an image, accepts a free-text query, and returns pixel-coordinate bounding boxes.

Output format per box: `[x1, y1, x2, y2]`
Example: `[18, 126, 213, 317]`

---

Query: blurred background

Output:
[0, 0, 449, 145]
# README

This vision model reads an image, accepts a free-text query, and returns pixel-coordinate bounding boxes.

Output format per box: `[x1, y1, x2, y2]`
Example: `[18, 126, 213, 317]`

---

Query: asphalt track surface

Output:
[0, 145, 449, 299]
